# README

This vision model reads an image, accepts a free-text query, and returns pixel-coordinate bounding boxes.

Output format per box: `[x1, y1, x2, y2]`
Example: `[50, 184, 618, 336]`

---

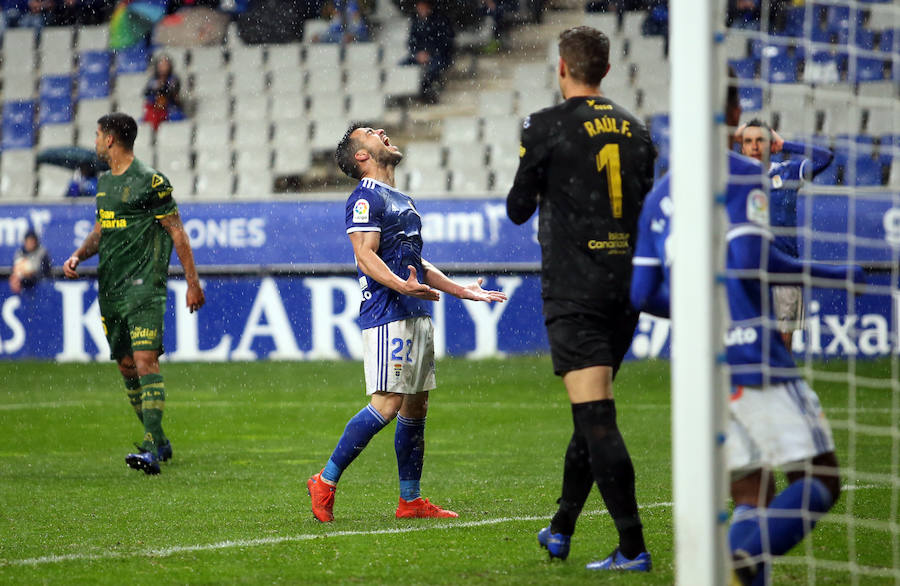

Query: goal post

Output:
[669, 0, 731, 584]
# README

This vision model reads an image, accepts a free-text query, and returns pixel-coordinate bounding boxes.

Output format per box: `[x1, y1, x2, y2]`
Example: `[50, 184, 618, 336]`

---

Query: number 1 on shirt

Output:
[596, 143, 623, 218]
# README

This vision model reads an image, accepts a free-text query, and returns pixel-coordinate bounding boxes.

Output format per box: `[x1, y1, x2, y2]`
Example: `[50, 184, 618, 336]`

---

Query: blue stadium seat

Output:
[838, 151, 885, 186]
[1, 101, 36, 150]
[879, 29, 895, 53]
[739, 86, 763, 112]
[728, 58, 758, 79]
[40, 75, 72, 99]
[764, 55, 800, 83]
[780, 6, 805, 37]
[78, 51, 111, 99]
[39, 95, 73, 125]
[853, 56, 887, 83]
[115, 44, 150, 74]
[843, 28, 875, 50]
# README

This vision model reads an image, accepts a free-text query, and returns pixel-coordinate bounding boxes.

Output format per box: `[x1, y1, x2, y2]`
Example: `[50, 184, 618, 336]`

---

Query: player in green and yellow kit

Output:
[63, 113, 205, 475]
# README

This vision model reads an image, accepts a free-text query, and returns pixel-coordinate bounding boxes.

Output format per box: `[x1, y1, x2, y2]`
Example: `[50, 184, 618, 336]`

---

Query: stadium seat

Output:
[235, 148, 271, 172]
[441, 116, 480, 145]
[1, 29, 36, 77]
[517, 88, 557, 117]
[195, 96, 233, 123]
[270, 95, 307, 122]
[405, 167, 449, 196]
[865, 106, 900, 135]
[344, 67, 383, 93]
[78, 51, 112, 99]
[234, 170, 273, 199]
[38, 27, 75, 75]
[165, 170, 195, 197]
[478, 90, 516, 117]
[304, 44, 342, 69]
[195, 171, 233, 199]
[739, 86, 764, 112]
[155, 147, 192, 174]
[191, 71, 229, 99]
[306, 68, 344, 96]
[37, 165, 73, 199]
[234, 121, 270, 150]
[195, 121, 232, 150]
[39, 96, 73, 126]
[404, 142, 443, 169]
[763, 55, 800, 83]
[879, 29, 895, 53]
[384, 67, 421, 100]
[346, 93, 385, 123]
[266, 44, 303, 72]
[853, 56, 888, 83]
[728, 57, 759, 79]
[37, 123, 75, 149]
[310, 117, 347, 152]
[446, 144, 486, 170]
[273, 144, 312, 175]
[156, 120, 193, 152]
[839, 151, 886, 186]
[229, 45, 264, 72]
[344, 43, 380, 70]
[491, 163, 517, 195]
[75, 98, 112, 129]
[2, 73, 37, 101]
[231, 69, 267, 97]
[301, 19, 332, 44]
[133, 122, 154, 157]
[76, 25, 109, 51]
[308, 94, 345, 119]
[188, 46, 225, 73]
[231, 94, 268, 123]
[114, 44, 150, 75]
[890, 159, 900, 187]
[272, 122, 310, 149]
[268, 68, 305, 96]
[1, 101, 36, 150]
[113, 71, 147, 101]
[194, 145, 233, 175]
[40, 75, 72, 99]
[451, 168, 490, 195]
[0, 150, 36, 198]
[513, 63, 551, 91]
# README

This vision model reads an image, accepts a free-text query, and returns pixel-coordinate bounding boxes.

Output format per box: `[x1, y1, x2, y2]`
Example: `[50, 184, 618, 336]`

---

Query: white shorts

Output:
[773, 285, 804, 334]
[725, 379, 835, 475]
[362, 316, 436, 395]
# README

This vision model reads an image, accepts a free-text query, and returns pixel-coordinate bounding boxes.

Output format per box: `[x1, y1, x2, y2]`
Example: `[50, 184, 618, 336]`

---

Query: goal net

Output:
[672, 0, 899, 584]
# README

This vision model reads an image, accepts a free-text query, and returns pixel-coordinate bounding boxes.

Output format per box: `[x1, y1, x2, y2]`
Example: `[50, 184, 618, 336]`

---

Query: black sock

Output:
[573, 399, 646, 559]
[550, 429, 594, 535]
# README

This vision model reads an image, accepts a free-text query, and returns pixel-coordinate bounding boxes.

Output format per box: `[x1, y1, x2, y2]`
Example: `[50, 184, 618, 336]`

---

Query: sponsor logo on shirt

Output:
[353, 199, 370, 223]
[746, 189, 769, 226]
[771, 175, 783, 189]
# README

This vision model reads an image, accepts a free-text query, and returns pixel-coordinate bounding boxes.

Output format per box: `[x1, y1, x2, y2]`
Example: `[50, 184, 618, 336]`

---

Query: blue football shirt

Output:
[345, 178, 431, 330]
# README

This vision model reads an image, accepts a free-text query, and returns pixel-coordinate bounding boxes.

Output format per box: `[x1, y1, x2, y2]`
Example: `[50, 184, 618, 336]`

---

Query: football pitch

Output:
[0, 356, 896, 584]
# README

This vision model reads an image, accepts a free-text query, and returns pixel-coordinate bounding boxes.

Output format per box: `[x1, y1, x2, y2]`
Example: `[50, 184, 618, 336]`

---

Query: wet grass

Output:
[0, 357, 896, 584]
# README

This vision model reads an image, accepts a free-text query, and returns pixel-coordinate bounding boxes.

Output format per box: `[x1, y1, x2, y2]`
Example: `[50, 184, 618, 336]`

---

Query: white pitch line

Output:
[3, 502, 672, 568]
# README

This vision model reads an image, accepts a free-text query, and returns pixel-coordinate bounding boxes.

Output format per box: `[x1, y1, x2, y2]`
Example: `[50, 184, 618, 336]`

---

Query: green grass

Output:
[0, 357, 896, 584]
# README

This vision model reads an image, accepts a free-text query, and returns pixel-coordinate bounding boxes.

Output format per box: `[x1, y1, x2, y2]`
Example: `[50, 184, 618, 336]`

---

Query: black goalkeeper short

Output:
[543, 297, 640, 378]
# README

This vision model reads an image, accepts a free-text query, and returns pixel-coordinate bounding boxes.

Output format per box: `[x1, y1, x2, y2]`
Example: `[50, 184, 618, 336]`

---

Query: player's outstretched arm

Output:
[420, 259, 508, 303]
[63, 221, 101, 278]
[730, 231, 865, 286]
[159, 212, 205, 313]
[349, 231, 439, 301]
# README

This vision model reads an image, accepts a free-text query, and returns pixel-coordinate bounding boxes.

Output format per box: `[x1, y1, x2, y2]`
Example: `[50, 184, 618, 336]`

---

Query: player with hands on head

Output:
[506, 25, 656, 572]
[64, 113, 204, 475]
[306, 123, 507, 523]
[631, 76, 863, 586]
[734, 119, 834, 349]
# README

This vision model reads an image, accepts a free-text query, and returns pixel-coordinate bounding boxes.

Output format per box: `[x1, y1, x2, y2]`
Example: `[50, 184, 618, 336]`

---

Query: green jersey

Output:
[96, 157, 178, 304]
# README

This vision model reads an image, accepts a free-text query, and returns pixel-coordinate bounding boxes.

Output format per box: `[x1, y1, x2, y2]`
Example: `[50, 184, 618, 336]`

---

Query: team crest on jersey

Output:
[522, 115, 531, 129]
[771, 175, 783, 189]
[151, 174, 164, 188]
[352, 199, 370, 223]
[746, 189, 769, 226]
[393, 363, 403, 377]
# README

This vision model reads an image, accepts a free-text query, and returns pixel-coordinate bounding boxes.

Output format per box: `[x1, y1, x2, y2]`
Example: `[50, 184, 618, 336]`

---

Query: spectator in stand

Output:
[66, 163, 99, 198]
[1, 0, 55, 32]
[54, 0, 112, 26]
[403, 0, 454, 104]
[143, 54, 185, 131]
[314, 0, 369, 44]
[727, 0, 761, 30]
[9, 230, 51, 295]
[480, 0, 506, 54]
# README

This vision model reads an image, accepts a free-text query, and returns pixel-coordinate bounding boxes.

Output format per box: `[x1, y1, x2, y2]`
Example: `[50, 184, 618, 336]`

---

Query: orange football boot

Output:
[395, 497, 459, 519]
[307, 470, 336, 522]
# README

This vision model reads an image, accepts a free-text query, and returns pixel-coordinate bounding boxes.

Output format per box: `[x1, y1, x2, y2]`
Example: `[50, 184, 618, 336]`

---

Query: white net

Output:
[722, 0, 900, 583]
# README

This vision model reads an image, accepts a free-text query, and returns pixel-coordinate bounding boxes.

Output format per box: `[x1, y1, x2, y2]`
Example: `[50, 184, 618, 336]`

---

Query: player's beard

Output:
[375, 148, 403, 168]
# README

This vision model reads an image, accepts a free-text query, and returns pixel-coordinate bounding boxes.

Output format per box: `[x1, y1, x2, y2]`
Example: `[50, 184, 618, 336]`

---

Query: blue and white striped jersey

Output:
[345, 177, 431, 330]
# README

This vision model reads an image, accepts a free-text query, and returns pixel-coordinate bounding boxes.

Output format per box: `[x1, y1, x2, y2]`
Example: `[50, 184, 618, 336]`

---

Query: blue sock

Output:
[322, 404, 388, 484]
[395, 415, 426, 501]
[729, 504, 759, 554]
[735, 477, 834, 558]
